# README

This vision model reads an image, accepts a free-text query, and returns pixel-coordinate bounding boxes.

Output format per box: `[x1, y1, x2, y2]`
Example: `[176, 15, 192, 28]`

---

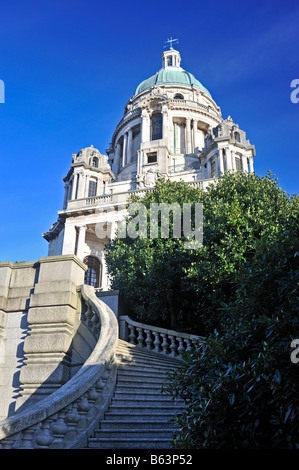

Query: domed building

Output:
[43, 45, 255, 289]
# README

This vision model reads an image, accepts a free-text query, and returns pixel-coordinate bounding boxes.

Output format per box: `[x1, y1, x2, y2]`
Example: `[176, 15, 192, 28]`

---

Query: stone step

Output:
[111, 397, 181, 406]
[117, 367, 170, 377]
[103, 411, 181, 421]
[113, 391, 181, 400]
[116, 362, 179, 374]
[107, 404, 185, 414]
[115, 383, 165, 392]
[117, 373, 169, 383]
[99, 419, 177, 430]
[116, 344, 183, 364]
[88, 437, 173, 449]
[116, 356, 182, 370]
[116, 375, 168, 385]
[93, 429, 175, 439]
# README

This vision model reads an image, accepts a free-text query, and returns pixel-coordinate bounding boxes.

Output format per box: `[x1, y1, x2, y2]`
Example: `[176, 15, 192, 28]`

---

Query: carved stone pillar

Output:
[192, 120, 198, 153]
[185, 117, 192, 154]
[127, 129, 133, 164]
[63, 182, 69, 209]
[76, 225, 87, 260]
[141, 109, 149, 143]
[219, 149, 224, 175]
[242, 155, 248, 173]
[122, 133, 127, 167]
[162, 106, 168, 146]
[71, 173, 78, 200]
[76, 172, 85, 199]
[114, 142, 121, 174]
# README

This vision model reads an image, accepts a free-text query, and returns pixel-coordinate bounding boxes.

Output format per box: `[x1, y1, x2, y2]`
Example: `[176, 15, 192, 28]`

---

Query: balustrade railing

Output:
[0, 284, 119, 449]
[119, 315, 205, 358]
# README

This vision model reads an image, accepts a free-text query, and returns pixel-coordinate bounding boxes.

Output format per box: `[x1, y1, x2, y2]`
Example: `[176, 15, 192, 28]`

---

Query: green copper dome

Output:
[133, 68, 212, 98]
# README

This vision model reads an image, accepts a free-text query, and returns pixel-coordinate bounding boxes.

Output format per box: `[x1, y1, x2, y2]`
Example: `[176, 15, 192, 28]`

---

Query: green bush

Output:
[166, 229, 299, 448]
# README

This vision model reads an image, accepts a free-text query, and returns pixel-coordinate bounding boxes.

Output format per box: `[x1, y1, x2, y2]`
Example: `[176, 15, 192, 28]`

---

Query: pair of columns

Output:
[174, 118, 198, 154]
[209, 149, 254, 178]
[64, 172, 104, 206]
[69, 222, 118, 261]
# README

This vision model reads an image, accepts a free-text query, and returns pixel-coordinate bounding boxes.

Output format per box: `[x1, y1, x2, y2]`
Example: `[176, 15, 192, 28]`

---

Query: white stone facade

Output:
[43, 47, 255, 289]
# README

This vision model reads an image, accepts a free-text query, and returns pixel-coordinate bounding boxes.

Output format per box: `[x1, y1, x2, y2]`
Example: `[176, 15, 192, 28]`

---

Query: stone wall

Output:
[0, 255, 87, 419]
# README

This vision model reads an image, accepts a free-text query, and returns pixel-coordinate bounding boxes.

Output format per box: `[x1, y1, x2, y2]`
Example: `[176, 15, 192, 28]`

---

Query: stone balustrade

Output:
[119, 315, 205, 358]
[0, 284, 118, 449]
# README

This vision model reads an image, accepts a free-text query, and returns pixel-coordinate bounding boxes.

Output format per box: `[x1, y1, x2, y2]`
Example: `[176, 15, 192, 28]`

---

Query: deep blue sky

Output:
[0, 0, 298, 262]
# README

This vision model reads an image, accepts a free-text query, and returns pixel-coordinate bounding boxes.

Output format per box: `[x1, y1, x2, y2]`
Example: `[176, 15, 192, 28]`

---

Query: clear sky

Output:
[0, 0, 298, 262]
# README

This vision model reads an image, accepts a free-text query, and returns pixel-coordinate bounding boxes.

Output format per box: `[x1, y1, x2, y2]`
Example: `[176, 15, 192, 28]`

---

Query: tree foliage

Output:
[166, 226, 299, 448]
[106, 172, 298, 333]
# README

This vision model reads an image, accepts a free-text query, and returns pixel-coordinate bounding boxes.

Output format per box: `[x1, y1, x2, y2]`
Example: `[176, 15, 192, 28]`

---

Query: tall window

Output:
[235, 157, 242, 171]
[211, 161, 216, 178]
[83, 256, 101, 288]
[92, 157, 99, 168]
[88, 180, 97, 197]
[151, 113, 162, 141]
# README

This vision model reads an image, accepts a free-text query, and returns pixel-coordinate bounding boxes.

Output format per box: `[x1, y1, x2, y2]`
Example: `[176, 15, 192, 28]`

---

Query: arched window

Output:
[92, 157, 99, 168]
[174, 93, 184, 100]
[83, 256, 102, 288]
[151, 113, 162, 141]
[234, 131, 241, 143]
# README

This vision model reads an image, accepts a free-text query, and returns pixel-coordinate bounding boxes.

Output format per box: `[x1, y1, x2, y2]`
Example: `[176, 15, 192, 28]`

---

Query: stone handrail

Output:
[0, 284, 119, 449]
[119, 315, 205, 358]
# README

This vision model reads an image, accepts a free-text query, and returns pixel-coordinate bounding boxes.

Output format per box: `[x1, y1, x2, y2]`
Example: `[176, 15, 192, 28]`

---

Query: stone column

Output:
[207, 159, 212, 178]
[242, 155, 248, 173]
[193, 120, 198, 153]
[215, 152, 220, 177]
[219, 149, 224, 175]
[96, 177, 103, 196]
[77, 172, 85, 199]
[231, 151, 236, 171]
[114, 142, 121, 174]
[85, 175, 90, 198]
[141, 109, 149, 143]
[76, 225, 87, 260]
[225, 149, 232, 170]
[126, 129, 133, 164]
[71, 173, 78, 200]
[122, 133, 127, 167]
[63, 182, 69, 209]
[62, 224, 77, 255]
[162, 106, 168, 146]
[249, 156, 254, 173]
[185, 117, 192, 154]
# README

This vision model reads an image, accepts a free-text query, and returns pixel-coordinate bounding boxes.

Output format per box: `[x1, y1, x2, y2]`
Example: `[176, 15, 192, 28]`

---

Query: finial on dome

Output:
[164, 37, 179, 50]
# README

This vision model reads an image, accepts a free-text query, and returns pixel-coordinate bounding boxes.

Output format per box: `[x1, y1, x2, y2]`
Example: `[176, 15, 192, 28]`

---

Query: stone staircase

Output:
[87, 339, 184, 449]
